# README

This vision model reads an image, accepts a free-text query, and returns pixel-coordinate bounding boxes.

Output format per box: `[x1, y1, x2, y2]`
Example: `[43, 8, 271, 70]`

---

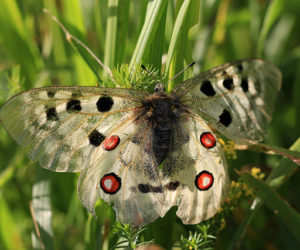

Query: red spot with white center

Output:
[195, 171, 214, 190]
[100, 173, 121, 194]
[200, 132, 216, 149]
[103, 135, 120, 151]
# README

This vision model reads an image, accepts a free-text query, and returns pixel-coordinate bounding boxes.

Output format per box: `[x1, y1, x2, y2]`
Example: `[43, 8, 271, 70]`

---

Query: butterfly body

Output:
[0, 59, 281, 227]
[140, 88, 184, 165]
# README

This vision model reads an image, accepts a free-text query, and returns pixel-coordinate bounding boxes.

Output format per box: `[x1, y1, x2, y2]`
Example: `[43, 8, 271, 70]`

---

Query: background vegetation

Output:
[0, 0, 299, 249]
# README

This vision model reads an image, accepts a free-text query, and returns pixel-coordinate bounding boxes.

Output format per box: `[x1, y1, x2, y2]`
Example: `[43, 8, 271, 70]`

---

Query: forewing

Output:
[0, 86, 147, 172]
[172, 59, 281, 143]
[78, 118, 165, 228]
[161, 113, 229, 224]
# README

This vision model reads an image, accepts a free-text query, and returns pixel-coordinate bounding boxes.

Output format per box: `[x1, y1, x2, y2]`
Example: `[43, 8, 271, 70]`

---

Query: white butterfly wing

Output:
[161, 113, 229, 224]
[0, 86, 147, 172]
[0, 59, 280, 227]
[78, 117, 165, 227]
[172, 59, 281, 143]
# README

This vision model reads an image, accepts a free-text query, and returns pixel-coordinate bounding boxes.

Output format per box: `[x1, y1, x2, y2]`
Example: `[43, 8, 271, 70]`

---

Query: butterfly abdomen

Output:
[153, 123, 172, 165]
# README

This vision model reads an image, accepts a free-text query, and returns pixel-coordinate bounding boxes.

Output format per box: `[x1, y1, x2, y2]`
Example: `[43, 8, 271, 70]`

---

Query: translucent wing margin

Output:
[161, 113, 229, 224]
[0, 86, 147, 172]
[172, 59, 281, 143]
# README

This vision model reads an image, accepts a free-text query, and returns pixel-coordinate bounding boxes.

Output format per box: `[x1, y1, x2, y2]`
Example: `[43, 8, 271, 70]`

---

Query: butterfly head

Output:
[154, 83, 166, 93]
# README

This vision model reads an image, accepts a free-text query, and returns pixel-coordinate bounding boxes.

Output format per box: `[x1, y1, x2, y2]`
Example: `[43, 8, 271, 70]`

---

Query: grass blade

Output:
[44, 9, 111, 83]
[235, 142, 300, 166]
[240, 173, 300, 242]
[142, 5, 167, 71]
[167, 0, 199, 91]
[129, 0, 168, 69]
[104, 0, 129, 70]
[43, 0, 72, 84]
[227, 138, 300, 249]
[293, 59, 300, 139]
[0, 194, 25, 249]
[0, 0, 43, 88]
[60, 0, 97, 84]
[31, 168, 54, 250]
[264, 14, 295, 63]
[256, 0, 285, 56]
[164, 0, 192, 78]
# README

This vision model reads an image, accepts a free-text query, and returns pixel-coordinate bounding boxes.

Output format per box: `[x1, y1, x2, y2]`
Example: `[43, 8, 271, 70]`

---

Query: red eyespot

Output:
[200, 132, 216, 149]
[195, 171, 214, 190]
[103, 135, 120, 150]
[100, 173, 121, 194]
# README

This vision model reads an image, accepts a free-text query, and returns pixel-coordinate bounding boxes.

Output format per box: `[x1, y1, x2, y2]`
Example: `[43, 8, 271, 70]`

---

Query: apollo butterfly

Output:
[0, 59, 281, 227]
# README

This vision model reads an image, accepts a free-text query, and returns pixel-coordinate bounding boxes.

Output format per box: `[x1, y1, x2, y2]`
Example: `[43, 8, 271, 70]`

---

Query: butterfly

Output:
[0, 59, 281, 227]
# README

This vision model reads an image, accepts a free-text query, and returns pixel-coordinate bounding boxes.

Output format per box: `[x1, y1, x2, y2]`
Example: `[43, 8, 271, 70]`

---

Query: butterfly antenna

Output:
[43, 8, 114, 81]
[167, 61, 196, 85]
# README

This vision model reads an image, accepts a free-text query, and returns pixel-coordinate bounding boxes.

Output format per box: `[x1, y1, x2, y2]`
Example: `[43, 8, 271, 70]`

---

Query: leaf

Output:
[43, 9, 112, 83]
[235, 141, 300, 166]
[31, 168, 54, 250]
[104, 0, 130, 69]
[129, 0, 168, 69]
[240, 173, 300, 242]
[164, 0, 192, 77]
[0, 193, 25, 250]
[0, 0, 43, 87]
[257, 0, 285, 56]
[228, 138, 300, 250]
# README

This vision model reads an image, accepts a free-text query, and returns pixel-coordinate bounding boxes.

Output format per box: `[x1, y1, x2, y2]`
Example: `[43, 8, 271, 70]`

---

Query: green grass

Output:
[0, 0, 300, 249]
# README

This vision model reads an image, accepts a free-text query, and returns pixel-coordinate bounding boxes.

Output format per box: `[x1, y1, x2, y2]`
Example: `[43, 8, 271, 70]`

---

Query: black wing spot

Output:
[166, 181, 180, 191]
[241, 77, 249, 93]
[89, 129, 105, 147]
[138, 184, 150, 193]
[47, 91, 55, 98]
[138, 184, 163, 193]
[237, 64, 243, 72]
[66, 99, 82, 112]
[223, 78, 234, 90]
[200, 80, 216, 96]
[219, 109, 232, 127]
[97, 96, 114, 112]
[46, 107, 59, 121]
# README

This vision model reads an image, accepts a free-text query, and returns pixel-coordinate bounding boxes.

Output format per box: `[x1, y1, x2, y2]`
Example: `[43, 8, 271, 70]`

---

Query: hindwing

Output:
[78, 117, 165, 227]
[161, 113, 229, 224]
